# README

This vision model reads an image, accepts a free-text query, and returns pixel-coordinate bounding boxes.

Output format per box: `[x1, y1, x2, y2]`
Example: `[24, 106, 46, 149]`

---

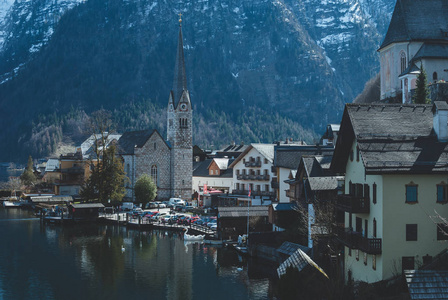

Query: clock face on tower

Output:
[180, 103, 188, 111]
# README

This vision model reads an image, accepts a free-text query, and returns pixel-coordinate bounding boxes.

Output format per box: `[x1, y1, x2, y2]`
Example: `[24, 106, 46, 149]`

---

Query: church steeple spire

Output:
[171, 13, 188, 107]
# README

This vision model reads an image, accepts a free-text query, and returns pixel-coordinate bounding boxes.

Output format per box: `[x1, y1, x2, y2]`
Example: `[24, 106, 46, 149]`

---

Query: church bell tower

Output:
[167, 14, 193, 199]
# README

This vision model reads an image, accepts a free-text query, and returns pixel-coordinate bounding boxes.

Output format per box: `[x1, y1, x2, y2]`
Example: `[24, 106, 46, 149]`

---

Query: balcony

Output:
[334, 227, 382, 254]
[244, 160, 261, 167]
[237, 174, 250, 180]
[336, 194, 370, 213]
[59, 167, 84, 174]
[271, 178, 279, 189]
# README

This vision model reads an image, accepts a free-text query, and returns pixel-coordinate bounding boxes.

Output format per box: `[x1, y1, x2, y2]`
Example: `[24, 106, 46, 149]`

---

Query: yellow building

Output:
[332, 102, 448, 283]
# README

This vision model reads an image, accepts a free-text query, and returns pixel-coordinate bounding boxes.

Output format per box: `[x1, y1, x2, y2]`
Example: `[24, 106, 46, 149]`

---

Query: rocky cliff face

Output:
[0, 0, 395, 161]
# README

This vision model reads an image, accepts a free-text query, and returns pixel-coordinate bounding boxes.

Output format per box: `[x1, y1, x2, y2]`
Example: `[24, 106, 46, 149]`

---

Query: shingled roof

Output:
[193, 158, 234, 178]
[274, 146, 334, 169]
[379, 0, 448, 50]
[332, 103, 448, 174]
[117, 130, 169, 155]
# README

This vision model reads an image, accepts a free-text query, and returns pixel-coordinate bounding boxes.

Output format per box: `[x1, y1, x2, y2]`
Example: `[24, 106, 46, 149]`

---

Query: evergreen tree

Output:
[80, 110, 126, 203]
[20, 155, 36, 187]
[413, 64, 431, 104]
[134, 174, 157, 208]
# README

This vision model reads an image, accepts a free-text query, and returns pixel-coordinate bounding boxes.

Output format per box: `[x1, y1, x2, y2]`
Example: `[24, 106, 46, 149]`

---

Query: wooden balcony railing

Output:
[336, 194, 370, 213]
[334, 227, 382, 254]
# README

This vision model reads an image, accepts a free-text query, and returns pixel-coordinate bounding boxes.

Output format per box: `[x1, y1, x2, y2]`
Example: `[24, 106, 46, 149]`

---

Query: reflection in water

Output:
[0, 209, 276, 300]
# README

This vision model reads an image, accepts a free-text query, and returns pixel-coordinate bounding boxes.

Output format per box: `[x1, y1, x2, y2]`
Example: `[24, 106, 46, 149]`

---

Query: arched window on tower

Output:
[433, 72, 438, 82]
[151, 165, 157, 186]
[400, 51, 407, 74]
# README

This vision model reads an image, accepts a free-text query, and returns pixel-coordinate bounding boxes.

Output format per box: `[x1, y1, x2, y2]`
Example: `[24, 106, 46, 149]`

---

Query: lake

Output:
[0, 209, 278, 300]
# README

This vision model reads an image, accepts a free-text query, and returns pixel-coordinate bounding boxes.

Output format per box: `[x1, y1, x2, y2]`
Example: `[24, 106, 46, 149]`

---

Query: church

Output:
[378, 0, 448, 103]
[118, 18, 193, 201]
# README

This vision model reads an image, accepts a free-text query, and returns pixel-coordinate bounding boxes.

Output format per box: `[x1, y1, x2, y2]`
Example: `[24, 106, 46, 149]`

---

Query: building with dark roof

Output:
[331, 102, 448, 283]
[379, 0, 448, 103]
[117, 20, 193, 201]
[273, 144, 334, 203]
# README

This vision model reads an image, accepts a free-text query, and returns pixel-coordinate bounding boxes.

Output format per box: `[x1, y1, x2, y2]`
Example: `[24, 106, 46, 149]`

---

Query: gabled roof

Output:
[80, 133, 122, 159]
[332, 103, 448, 174]
[277, 241, 312, 256]
[212, 158, 230, 170]
[379, 0, 448, 50]
[277, 248, 328, 279]
[193, 159, 234, 178]
[117, 129, 169, 155]
[274, 145, 334, 169]
[308, 176, 343, 191]
[45, 158, 59, 172]
[228, 143, 275, 168]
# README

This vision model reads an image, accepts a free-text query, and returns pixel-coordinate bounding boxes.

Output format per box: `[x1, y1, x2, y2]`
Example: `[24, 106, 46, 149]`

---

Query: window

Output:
[402, 256, 415, 271]
[437, 183, 448, 203]
[151, 165, 157, 185]
[400, 51, 407, 73]
[350, 150, 354, 161]
[372, 255, 376, 270]
[364, 184, 370, 200]
[236, 170, 240, 176]
[265, 185, 269, 192]
[406, 224, 417, 241]
[356, 146, 360, 162]
[256, 185, 261, 191]
[373, 183, 377, 204]
[406, 183, 418, 203]
[437, 223, 448, 240]
[264, 158, 268, 164]
[154, 142, 156, 150]
[209, 170, 213, 175]
[236, 183, 240, 190]
[373, 218, 377, 238]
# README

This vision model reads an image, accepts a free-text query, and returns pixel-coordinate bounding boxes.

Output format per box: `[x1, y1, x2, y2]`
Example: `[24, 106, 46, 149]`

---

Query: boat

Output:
[183, 229, 205, 241]
[2, 197, 22, 208]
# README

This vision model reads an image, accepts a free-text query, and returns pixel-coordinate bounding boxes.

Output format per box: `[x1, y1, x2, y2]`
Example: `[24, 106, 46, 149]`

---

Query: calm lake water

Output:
[0, 209, 277, 300]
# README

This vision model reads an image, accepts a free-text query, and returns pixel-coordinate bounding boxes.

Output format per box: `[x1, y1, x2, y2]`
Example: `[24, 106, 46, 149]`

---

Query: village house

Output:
[379, 0, 448, 103]
[228, 143, 276, 206]
[273, 143, 334, 203]
[331, 102, 448, 283]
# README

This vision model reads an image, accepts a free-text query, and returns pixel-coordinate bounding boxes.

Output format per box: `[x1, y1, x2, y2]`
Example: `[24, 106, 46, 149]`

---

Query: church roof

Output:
[171, 23, 188, 107]
[413, 43, 448, 60]
[117, 130, 169, 155]
[379, 0, 448, 50]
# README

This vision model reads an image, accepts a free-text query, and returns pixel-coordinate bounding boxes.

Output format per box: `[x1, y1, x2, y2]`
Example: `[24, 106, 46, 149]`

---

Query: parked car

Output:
[146, 202, 158, 209]
[162, 201, 173, 208]
[193, 218, 204, 225]
[168, 198, 185, 207]
[210, 224, 217, 231]
[182, 206, 194, 212]
[144, 211, 159, 218]
[174, 205, 184, 212]
[207, 219, 217, 228]
[156, 202, 166, 208]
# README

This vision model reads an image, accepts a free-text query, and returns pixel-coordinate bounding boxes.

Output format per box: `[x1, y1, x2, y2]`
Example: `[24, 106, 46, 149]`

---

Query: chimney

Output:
[433, 101, 448, 142]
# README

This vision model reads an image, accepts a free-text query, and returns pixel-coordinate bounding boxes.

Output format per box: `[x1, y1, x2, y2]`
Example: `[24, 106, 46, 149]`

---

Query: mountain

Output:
[0, 0, 395, 162]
